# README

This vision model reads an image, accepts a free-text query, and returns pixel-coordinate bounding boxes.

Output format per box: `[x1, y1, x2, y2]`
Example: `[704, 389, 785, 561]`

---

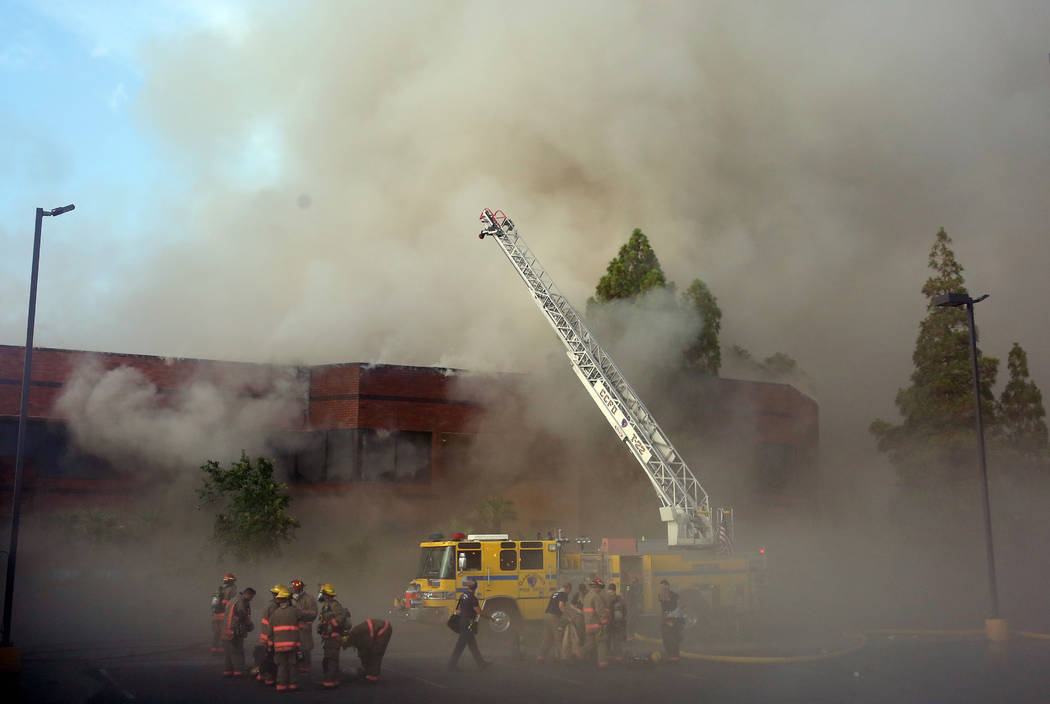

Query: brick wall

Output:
[0, 345, 821, 515]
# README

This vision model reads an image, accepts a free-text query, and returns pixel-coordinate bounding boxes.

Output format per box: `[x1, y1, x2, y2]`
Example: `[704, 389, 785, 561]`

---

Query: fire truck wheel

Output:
[484, 600, 519, 637]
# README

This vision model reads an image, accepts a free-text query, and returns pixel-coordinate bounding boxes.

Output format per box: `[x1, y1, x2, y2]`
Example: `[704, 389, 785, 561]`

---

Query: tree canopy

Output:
[197, 452, 300, 561]
[681, 278, 722, 374]
[998, 342, 1049, 459]
[592, 228, 668, 303]
[870, 228, 1000, 484]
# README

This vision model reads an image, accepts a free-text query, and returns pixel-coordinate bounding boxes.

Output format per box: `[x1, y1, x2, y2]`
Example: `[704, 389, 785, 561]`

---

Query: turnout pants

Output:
[608, 624, 626, 660]
[274, 650, 297, 689]
[223, 636, 246, 674]
[211, 617, 222, 650]
[661, 619, 682, 659]
[359, 626, 393, 679]
[322, 639, 342, 686]
[298, 623, 314, 671]
[585, 628, 609, 666]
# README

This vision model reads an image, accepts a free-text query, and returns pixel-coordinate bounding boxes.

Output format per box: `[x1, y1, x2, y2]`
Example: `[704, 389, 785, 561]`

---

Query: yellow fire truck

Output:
[400, 210, 771, 634]
[402, 533, 766, 635]
[403, 534, 560, 633]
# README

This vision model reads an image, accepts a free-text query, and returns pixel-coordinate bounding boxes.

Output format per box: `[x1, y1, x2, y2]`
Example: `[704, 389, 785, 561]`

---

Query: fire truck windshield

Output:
[418, 545, 456, 580]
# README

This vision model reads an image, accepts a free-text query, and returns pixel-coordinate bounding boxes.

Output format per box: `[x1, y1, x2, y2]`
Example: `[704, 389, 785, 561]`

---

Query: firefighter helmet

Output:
[223, 572, 236, 583]
[591, 577, 605, 588]
[270, 583, 287, 596]
[275, 586, 292, 599]
[290, 579, 304, 592]
[319, 583, 336, 597]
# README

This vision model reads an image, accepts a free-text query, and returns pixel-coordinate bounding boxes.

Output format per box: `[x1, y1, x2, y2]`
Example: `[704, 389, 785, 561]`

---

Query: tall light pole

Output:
[932, 291, 1005, 641]
[1, 205, 75, 655]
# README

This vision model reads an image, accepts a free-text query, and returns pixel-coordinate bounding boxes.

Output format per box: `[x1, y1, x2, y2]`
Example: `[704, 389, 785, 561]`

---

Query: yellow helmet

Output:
[275, 586, 292, 599]
[319, 583, 336, 597]
[270, 583, 287, 596]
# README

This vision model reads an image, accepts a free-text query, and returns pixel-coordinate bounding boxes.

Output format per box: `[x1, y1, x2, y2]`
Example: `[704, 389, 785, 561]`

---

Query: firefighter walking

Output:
[263, 586, 302, 691]
[210, 572, 237, 654]
[447, 579, 491, 671]
[345, 618, 393, 683]
[317, 583, 350, 688]
[221, 586, 256, 677]
[290, 578, 317, 672]
[582, 577, 611, 668]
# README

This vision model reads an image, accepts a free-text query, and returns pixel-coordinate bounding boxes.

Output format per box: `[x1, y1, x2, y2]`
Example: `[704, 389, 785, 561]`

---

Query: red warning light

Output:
[759, 548, 766, 554]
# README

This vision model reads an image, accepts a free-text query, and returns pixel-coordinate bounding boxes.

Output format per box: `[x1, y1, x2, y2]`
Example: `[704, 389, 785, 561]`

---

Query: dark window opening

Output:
[361, 429, 431, 482]
[499, 549, 517, 571]
[519, 549, 543, 570]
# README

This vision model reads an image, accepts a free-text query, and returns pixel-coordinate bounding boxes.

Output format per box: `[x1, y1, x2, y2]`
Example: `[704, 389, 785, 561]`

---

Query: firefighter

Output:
[624, 572, 642, 635]
[658, 579, 683, 662]
[264, 586, 302, 691]
[537, 582, 570, 662]
[210, 572, 237, 654]
[582, 577, 611, 668]
[606, 583, 628, 662]
[221, 586, 256, 677]
[447, 578, 492, 671]
[290, 578, 317, 672]
[344, 618, 393, 683]
[255, 584, 285, 685]
[317, 583, 350, 688]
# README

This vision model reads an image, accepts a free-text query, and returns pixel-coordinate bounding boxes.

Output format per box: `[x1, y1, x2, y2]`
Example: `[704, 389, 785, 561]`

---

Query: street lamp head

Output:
[47, 204, 75, 217]
[933, 293, 971, 307]
[933, 292, 989, 308]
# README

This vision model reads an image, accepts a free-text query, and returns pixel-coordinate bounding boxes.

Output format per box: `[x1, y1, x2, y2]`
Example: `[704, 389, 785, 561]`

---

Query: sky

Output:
[2, 0, 1049, 472]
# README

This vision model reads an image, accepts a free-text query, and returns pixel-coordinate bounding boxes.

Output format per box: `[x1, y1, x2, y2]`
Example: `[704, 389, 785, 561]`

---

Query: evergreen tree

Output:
[998, 342, 1049, 459]
[592, 228, 667, 303]
[870, 228, 999, 484]
[682, 278, 722, 374]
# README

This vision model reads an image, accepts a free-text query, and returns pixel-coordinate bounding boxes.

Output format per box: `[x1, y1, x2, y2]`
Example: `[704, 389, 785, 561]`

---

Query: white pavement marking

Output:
[382, 666, 448, 689]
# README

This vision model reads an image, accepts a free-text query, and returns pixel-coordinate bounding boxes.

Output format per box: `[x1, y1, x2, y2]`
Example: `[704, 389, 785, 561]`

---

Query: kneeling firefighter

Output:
[343, 618, 393, 683]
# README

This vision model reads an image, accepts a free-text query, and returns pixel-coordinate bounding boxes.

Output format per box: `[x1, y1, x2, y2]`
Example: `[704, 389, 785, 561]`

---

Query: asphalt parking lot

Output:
[11, 617, 1050, 704]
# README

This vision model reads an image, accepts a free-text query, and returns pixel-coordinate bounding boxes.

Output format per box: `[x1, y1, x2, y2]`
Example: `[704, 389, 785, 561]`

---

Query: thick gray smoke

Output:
[6, 0, 1050, 647]
[11, 0, 1043, 454]
[54, 357, 307, 475]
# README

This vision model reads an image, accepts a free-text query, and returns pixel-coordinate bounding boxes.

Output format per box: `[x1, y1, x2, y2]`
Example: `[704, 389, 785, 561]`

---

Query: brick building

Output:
[0, 345, 818, 516]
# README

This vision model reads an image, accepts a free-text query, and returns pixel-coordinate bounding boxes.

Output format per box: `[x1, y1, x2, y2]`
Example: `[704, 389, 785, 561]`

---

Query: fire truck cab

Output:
[405, 534, 559, 635]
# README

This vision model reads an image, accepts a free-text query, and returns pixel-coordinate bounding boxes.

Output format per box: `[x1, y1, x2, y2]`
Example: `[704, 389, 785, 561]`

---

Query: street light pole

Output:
[932, 291, 1003, 640]
[1, 205, 74, 652]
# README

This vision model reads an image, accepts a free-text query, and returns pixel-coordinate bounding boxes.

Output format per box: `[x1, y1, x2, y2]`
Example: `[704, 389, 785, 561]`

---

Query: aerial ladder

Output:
[478, 208, 727, 548]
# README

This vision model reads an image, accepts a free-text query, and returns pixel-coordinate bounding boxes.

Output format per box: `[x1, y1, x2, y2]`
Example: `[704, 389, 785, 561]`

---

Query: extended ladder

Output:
[478, 209, 713, 546]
